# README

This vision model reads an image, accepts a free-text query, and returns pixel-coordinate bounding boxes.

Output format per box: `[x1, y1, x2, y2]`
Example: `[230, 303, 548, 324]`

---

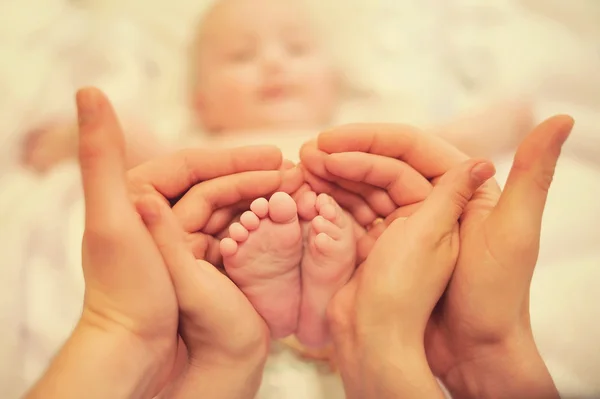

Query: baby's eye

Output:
[227, 46, 256, 63]
[286, 39, 311, 57]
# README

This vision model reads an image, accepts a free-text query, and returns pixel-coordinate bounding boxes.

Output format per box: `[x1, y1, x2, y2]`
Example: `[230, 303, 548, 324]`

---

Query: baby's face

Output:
[193, 0, 338, 132]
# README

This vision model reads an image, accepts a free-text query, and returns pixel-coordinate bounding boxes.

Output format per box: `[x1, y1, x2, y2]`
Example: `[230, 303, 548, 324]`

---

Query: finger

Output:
[76, 87, 130, 228]
[317, 123, 468, 178]
[173, 170, 282, 233]
[299, 140, 338, 181]
[410, 159, 496, 240]
[357, 224, 385, 264]
[278, 166, 305, 194]
[187, 232, 223, 267]
[323, 178, 399, 218]
[325, 152, 433, 206]
[137, 196, 232, 322]
[202, 205, 246, 235]
[129, 145, 283, 199]
[281, 159, 295, 169]
[356, 204, 423, 263]
[489, 115, 574, 254]
[303, 168, 379, 226]
[300, 143, 399, 217]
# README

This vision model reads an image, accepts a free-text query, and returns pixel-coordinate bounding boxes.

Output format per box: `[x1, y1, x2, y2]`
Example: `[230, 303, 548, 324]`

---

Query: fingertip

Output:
[526, 114, 574, 153]
[300, 139, 317, 153]
[551, 114, 574, 146]
[136, 195, 164, 225]
[236, 145, 283, 170]
[256, 144, 283, 162]
[299, 141, 330, 177]
[76, 87, 104, 128]
[281, 159, 295, 170]
[279, 165, 303, 193]
[268, 145, 284, 167]
[470, 160, 496, 184]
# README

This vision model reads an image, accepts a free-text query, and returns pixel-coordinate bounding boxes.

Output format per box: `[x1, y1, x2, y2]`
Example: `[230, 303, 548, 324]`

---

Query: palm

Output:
[81, 203, 180, 392]
[178, 259, 268, 357]
[425, 203, 532, 377]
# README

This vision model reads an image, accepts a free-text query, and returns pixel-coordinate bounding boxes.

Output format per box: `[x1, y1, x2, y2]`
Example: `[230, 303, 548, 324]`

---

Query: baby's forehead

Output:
[198, 0, 315, 44]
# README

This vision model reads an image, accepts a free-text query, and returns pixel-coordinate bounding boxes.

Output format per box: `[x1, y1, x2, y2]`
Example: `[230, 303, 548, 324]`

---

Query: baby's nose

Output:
[261, 46, 287, 73]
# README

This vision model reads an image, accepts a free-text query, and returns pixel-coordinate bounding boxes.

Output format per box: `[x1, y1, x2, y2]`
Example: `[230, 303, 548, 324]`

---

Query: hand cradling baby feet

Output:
[220, 190, 357, 348]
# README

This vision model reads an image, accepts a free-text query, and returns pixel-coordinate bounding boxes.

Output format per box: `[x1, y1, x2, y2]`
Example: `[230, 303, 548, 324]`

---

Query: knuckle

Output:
[503, 226, 539, 258]
[531, 171, 554, 193]
[78, 138, 105, 162]
[448, 185, 471, 211]
[181, 152, 203, 187]
[126, 174, 151, 197]
[511, 156, 555, 193]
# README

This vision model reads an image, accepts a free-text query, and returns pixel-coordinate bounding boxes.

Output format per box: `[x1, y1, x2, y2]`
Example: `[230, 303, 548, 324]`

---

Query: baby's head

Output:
[189, 0, 339, 133]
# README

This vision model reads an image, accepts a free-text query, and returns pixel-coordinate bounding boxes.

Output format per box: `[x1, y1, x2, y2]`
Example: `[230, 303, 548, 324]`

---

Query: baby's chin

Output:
[257, 102, 330, 128]
[206, 101, 334, 134]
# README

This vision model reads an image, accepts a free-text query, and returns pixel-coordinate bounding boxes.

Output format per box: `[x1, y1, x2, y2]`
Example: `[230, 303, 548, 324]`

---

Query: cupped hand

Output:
[326, 158, 495, 399]
[76, 87, 301, 396]
[302, 116, 573, 399]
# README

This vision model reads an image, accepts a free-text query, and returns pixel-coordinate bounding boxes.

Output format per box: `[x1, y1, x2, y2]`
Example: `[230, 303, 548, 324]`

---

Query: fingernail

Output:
[76, 88, 101, 126]
[471, 162, 495, 182]
[555, 115, 575, 147]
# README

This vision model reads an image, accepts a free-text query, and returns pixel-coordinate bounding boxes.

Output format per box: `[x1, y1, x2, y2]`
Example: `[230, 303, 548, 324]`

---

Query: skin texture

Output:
[26, 87, 303, 399]
[301, 116, 571, 399]
[327, 159, 496, 399]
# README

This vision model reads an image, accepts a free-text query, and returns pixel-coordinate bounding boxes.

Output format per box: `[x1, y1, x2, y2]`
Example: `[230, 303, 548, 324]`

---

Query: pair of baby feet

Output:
[220, 191, 356, 347]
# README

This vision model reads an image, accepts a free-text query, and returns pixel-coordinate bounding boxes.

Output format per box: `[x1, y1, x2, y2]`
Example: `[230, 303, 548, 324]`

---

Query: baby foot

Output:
[221, 192, 303, 338]
[296, 192, 356, 347]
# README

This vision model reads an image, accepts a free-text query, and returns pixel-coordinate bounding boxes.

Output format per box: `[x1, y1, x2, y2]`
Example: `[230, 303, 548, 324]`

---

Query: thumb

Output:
[77, 87, 129, 227]
[410, 159, 496, 239]
[489, 115, 573, 236]
[136, 195, 239, 327]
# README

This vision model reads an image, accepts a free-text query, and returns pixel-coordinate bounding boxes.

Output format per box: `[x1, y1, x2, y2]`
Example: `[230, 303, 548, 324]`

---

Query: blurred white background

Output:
[0, 0, 599, 397]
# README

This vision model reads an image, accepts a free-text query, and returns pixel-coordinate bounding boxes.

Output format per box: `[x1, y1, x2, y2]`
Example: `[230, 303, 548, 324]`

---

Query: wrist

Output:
[443, 338, 559, 399]
[26, 320, 161, 399]
[341, 342, 445, 399]
[169, 348, 268, 399]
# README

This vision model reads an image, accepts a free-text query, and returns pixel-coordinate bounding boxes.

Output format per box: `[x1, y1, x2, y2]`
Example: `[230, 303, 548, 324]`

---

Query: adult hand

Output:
[327, 158, 495, 399]
[27, 87, 301, 399]
[301, 116, 573, 399]
[136, 192, 270, 399]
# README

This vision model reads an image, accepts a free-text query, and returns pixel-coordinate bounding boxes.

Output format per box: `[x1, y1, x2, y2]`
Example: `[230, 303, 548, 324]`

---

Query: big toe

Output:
[268, 192, 298, 224]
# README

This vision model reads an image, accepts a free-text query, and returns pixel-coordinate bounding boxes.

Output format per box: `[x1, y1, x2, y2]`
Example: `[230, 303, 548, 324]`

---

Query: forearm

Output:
[443, 343, 559, 399]
[164, 354, 267, 399]
[25, 323, 158, 399]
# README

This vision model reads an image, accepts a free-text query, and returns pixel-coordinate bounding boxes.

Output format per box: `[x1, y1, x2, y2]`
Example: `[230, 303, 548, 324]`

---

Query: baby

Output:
[190, 0, 355, 348]
[188, 0, 339, 134]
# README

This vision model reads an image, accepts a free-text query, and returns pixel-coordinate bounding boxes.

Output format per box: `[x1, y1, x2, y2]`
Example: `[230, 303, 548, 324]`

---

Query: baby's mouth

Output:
[259, 84, 293, 101]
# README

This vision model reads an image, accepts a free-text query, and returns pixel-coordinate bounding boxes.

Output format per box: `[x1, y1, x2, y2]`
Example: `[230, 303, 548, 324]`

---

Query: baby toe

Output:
[220, 237, 239, 257]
